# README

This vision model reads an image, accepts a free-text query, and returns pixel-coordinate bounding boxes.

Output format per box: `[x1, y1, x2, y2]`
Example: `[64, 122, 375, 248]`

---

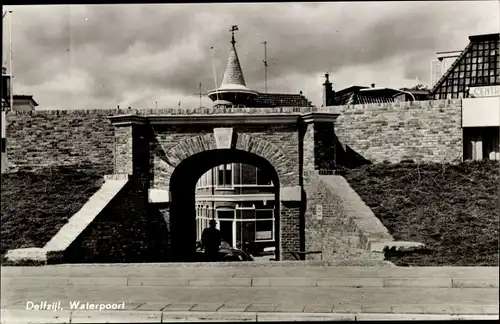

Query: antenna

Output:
[261, 41, 268, 93]
[192, 82, 202, 108]
[210, 47, 219, 101]
[199, 82, 202, 108]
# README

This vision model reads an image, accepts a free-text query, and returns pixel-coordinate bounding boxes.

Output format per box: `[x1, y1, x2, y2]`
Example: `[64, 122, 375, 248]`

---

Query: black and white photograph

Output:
[0, 1, 499, 323]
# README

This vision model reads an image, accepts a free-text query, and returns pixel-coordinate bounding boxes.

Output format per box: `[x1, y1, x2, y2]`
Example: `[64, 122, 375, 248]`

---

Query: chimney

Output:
[322, 73, 334, 106]
[371, 83, 375, 88]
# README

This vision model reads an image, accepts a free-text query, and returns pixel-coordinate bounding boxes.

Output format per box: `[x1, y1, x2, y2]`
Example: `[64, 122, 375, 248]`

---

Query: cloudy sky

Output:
[2, 2, 499, 110]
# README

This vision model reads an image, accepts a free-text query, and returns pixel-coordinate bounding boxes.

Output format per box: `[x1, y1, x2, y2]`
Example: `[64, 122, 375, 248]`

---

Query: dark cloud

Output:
[3, 2, 498, 109]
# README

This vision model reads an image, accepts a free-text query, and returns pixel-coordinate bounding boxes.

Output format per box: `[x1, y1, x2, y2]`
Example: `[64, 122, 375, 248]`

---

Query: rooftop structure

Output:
[207, 27, 313, 108]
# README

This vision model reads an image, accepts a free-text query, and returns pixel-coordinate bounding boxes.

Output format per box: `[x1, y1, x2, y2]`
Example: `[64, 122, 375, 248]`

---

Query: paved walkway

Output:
[1, 264, 498, 322]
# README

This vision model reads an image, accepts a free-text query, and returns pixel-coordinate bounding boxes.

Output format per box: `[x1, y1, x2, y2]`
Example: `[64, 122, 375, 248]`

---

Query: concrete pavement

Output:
[1, 264, 498, 322]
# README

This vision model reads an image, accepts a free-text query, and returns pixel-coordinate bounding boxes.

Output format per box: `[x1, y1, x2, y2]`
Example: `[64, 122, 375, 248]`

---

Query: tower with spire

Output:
[207, 25, 259, 108]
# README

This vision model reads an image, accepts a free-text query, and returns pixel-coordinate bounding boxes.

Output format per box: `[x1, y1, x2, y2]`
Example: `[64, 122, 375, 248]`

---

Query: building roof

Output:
[253, 93, 314, 107]
[430, 32, 500, 97]
[14, 95, 39, 106]
[331, 86, 424, 105]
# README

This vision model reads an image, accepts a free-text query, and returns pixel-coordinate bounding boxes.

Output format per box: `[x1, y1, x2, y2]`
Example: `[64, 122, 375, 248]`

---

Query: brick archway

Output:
[162, 132, 296, 189]
[107, 112, 340, 262]
[163, 132, 301, 262]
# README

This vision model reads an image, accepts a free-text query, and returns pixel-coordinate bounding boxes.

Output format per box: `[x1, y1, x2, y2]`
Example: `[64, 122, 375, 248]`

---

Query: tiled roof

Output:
[253, 93, 314, 107]
[356, 94, 394, 104]
[220, 42, 246, 87]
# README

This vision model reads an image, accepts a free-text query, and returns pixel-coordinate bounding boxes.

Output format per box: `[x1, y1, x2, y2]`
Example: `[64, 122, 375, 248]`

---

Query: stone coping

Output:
[2, 260, 395, 268]
[0, 309, 497, 323]
[5, 99, 461, 116]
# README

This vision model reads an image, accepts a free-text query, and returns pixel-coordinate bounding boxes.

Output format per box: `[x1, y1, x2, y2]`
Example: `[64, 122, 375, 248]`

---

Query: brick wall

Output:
[65, 178, 171, 263]
[5, 110, 122, 172]
[334, 99, 463, 164]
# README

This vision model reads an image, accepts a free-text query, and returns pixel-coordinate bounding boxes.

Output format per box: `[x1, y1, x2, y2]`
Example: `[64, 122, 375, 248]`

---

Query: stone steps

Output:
[2, 276, 498, 288]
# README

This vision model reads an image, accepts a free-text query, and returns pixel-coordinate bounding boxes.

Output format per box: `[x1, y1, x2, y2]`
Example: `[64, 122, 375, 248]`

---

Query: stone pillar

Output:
[109, 115, 150, 178]
[301, 112, 340, 173]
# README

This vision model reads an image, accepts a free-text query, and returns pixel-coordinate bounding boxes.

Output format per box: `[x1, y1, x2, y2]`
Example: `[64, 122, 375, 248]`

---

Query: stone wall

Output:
[334, 99, 463, 164]
[303, 171, 392, 261]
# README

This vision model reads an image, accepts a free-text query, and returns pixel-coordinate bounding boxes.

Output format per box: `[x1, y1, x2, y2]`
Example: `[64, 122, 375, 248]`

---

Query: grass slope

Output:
[1, 164, 107, 256]
[344, 160, 499, 266]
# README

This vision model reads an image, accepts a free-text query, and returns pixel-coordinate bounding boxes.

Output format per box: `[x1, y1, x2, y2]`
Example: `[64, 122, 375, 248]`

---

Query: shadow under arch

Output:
[169, 149, 281, 263]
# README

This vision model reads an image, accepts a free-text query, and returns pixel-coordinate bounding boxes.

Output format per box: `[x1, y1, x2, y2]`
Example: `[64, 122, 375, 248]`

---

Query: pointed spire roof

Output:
[207, 27, 258, 104]
[220, 36, 247, 87]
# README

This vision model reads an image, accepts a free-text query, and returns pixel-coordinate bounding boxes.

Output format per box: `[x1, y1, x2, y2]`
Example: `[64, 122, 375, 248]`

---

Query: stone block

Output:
[2, 277, 69, 287]
[162, 311, 257, 322]
[280, 186, 301, 202]
[188, 278, 251, 287]
[316, 278, 383, 287]
[71, 310, 162, 323]
[218, 303, 251, 312]
[127, 278, 188, 286]
[258, 313, 355, 321]
[134, 303, 170, 311]
[303, 304, 334, 313]
[190, 303, 224, 312]
[355, 314, 460, 321]
[4, 248, 47, 264]
[451, 278, 499, 288]
[274, 304, 305, 313]
[246, 304, 278, 312]
[162, 303, 196, 311]
[68, 277, 127, 286]
[383, 278, 452, 288]
[0, 309, 72, 324]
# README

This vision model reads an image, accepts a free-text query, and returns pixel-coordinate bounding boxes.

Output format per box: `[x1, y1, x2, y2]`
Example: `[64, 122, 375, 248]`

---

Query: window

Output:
[241, 164, 257, 184]
[217, 209, 235, 220]
[217, 164, 232, 186]
[256, 209, 273, 219]
[255, 220, 273, 241]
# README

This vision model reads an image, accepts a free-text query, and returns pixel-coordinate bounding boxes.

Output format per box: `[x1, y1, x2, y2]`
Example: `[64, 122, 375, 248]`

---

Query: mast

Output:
[262, 41, 268, 93]
[210, 47, 219, 101]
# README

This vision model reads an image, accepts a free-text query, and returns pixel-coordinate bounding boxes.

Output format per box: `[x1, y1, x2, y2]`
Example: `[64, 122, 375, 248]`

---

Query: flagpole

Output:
[210, 47, 219, 102]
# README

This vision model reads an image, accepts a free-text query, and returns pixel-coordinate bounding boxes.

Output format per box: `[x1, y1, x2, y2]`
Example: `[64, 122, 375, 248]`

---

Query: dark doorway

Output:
[169, 149, 281, 262]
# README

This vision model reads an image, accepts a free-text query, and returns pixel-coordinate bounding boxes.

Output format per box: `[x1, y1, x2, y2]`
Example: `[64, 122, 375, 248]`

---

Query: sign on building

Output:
[469, 86, 500, 98]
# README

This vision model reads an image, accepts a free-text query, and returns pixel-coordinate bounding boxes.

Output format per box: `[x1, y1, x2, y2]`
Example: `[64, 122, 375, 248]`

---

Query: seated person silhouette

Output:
[201, 219, 222, 262]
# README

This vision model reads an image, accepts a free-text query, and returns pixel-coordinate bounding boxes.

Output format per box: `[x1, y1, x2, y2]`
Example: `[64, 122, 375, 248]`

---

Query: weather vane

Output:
[230, 25, 239, 44]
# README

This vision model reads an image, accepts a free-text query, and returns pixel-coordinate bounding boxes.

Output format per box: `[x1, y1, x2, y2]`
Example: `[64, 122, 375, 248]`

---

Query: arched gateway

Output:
[108, 109, 340, 261]
[106, 28, 342, 261]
